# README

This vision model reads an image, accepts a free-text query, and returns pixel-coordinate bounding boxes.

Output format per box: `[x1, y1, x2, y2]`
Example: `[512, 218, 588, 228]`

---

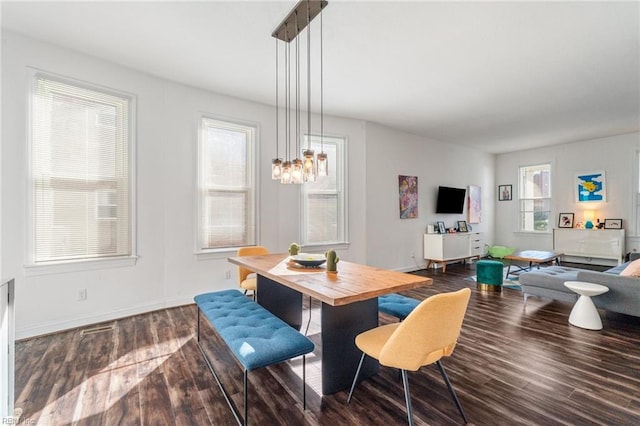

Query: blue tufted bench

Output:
[194, 289, 315, 425]
[378, 293, 421, 321]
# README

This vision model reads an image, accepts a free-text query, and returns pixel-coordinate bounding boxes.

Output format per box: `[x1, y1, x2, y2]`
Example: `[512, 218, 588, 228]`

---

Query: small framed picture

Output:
[558, 213, 574, 228]
[498, 184, 512, 201]
[457, 220, 468, 232]
[604, 219, 623, 229]
[437, 221, 446, 234]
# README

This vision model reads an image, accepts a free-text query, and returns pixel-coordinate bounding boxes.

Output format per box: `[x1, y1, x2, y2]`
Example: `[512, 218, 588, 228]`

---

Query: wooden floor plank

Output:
[13, 263, 640, 425]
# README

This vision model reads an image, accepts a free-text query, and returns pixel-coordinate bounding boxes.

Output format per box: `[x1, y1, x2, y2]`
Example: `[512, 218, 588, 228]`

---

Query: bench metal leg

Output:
[303, 355, 307, 410]
[195, 340, 243, 425]
[244, 370, 248, 426]
[195, 308, 243, 426]
[197, 306, 201, 342]
[195, 306, 310, 426]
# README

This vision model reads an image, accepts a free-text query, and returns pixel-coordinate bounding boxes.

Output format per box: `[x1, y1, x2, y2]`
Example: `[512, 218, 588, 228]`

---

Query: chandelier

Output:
[271, 0, 328, 184]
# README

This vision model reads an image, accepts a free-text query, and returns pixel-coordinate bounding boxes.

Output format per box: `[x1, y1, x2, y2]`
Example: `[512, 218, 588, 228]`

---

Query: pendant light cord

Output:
[320, 8, 324, 154]
[286, 30, 291, 161]
[275, 38, 279, 159]
[295, 13, 300, 158]
[307, 3, 312, 148]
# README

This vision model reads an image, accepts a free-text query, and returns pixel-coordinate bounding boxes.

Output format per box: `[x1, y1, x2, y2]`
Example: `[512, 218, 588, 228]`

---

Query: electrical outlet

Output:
[78, 288, 87, 301]
[224, 270, 231, 280]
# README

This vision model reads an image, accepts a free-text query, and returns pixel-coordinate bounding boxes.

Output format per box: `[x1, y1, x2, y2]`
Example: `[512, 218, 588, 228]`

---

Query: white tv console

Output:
[553, 228, 625, 265]
[424, 233, 484, 272]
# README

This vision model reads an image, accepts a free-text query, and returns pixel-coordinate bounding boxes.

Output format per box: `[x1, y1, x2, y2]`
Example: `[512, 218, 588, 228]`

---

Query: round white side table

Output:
[564, 281, 609, 330]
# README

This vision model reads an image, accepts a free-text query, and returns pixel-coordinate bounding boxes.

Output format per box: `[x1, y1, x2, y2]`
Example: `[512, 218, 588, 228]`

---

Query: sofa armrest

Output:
[576, 271, 640, 316]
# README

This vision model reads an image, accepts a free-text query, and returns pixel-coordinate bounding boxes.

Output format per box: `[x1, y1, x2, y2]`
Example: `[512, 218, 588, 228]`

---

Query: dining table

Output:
[227, 253, 433, 395]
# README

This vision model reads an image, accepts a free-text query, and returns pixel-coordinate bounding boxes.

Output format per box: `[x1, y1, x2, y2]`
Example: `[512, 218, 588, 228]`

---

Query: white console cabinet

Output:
[424, 233, 483, 272]
[553, 228, 625, 265]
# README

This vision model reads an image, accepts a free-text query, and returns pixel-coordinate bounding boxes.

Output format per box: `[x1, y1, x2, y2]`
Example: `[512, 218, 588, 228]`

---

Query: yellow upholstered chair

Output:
[348, 288, 471, 425]
[237, 246, 269, 299]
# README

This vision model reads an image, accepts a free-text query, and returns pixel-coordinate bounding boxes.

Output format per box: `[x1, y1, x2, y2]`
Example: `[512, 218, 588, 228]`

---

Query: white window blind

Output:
[301, 135, 347, 245]
[519, 163, 551, 232]
[31, 74, 132, 263]
[198, 117, 256, 250]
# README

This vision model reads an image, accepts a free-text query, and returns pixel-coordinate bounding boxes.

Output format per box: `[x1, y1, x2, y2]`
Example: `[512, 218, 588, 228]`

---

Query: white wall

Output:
[364, 122, 496, 271]
[1, 31, 368, 338]
[6, 30, 635, 339]
[495, 132, 640, 257]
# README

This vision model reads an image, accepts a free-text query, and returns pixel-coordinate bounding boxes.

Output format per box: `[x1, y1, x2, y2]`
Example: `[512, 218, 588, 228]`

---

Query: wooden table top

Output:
[503, 250, 562, 263]
[228, 253, 432, 307]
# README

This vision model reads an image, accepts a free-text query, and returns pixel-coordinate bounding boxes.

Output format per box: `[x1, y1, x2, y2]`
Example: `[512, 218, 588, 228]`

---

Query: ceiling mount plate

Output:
[272, 0, 328, 43]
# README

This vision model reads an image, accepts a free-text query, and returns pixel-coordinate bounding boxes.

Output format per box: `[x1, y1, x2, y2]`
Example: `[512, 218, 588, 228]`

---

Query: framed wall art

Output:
[437, 221, 446, 234]
[457, 220, 468, 232]
[498, 184, 512, 201]
[604, 219, 622, 229]
[558, 213, 574, 228]
[576, 171, 606, 203]
[399, 175, 418, 219]
[467, 184, 481, 223]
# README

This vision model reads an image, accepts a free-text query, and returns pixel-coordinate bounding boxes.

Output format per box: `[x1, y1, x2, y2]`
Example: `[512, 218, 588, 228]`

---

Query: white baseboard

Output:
[16, 300, 166, 340]
[14, 292, 233, 340]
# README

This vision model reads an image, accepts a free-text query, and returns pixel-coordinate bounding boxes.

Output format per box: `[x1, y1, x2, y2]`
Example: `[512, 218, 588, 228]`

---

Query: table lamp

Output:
[584, 210, 595, 229]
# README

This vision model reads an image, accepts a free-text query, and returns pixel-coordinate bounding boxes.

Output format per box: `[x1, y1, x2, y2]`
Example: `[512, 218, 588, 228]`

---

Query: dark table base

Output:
[257, 275, 379, 395]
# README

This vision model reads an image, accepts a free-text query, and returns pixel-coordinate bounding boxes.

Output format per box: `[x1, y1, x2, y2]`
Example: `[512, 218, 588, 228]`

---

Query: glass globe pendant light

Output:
[272, 1, 328, 185]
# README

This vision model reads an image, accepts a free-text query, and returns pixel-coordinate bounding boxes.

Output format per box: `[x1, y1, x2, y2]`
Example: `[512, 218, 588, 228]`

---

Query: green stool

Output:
[476, 260, 503, 292]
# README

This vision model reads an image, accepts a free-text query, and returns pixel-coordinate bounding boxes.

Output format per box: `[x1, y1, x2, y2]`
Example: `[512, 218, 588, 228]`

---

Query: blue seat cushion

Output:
[194, 290, 314, 371]
[378, 293, 420, 320]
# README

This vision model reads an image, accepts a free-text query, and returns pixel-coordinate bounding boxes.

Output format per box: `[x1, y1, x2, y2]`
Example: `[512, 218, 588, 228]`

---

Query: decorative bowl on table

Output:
[290, 253, 327, 268]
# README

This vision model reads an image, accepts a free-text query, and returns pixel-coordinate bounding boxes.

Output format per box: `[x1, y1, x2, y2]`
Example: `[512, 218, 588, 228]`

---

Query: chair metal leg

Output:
[304, 296, 312, 336]
[401, 369, 414, 426]
[436, 360, 468, 424]
[347, 352, 366, 403]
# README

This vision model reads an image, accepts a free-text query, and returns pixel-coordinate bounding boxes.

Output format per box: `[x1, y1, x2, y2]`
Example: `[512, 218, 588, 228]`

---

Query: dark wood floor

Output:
[14, 263, 640, 425]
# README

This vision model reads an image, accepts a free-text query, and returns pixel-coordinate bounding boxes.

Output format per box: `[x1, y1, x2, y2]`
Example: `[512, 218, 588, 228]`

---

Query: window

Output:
[519, 163, 551, 232]
[301, 135, 347, 245]
[198, 116, 256, 251]
[30, 72, 134, 264]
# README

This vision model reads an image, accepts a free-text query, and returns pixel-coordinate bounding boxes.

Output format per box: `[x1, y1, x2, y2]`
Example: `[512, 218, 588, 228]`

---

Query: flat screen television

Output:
[435, 186, 466, 214]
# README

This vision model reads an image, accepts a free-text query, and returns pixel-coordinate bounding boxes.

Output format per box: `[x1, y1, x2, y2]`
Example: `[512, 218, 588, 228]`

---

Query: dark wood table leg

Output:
[257, 275, 302, 330]
[321, 298, 379, 395]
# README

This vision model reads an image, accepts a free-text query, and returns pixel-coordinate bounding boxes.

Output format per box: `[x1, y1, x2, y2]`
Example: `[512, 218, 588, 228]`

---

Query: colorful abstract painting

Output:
[576, 171, 606, 202]
[468, 185, 481, 223]
[399, 175, 418, 219]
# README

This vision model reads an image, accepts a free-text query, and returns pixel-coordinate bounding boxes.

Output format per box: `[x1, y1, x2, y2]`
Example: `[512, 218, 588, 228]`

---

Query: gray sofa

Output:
[519, 255, 640, 317]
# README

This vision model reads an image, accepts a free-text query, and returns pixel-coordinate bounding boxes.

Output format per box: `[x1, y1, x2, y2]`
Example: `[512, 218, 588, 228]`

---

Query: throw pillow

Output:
[620, 258, 640, 277]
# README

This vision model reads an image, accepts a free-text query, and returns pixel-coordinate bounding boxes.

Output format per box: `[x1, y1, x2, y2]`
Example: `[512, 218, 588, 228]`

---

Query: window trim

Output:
[194, 113, 259, 256]
[300, 133, 349, 247]
[25, 68, 137, 271]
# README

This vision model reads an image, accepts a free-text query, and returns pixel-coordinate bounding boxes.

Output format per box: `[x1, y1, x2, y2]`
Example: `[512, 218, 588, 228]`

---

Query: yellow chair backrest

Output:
[379, 288, 471, 371]
[237, 246, 269, 284]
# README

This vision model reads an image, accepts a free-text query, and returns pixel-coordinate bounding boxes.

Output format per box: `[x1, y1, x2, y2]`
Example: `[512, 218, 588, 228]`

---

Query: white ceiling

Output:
[2, 1, 639, 154]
